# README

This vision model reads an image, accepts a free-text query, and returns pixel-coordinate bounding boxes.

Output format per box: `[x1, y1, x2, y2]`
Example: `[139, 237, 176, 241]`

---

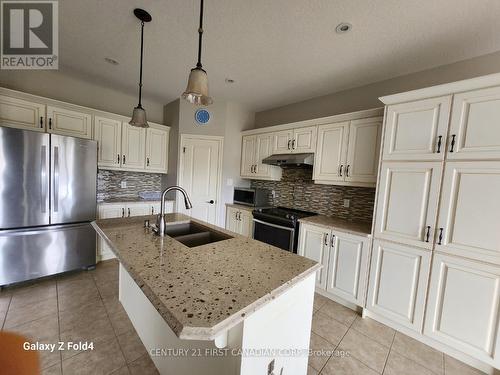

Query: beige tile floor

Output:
[0, 260, 486, 375]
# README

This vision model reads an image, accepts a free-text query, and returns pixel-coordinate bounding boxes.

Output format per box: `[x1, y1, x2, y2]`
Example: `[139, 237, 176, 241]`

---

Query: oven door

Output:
[253, 219, 295, 252]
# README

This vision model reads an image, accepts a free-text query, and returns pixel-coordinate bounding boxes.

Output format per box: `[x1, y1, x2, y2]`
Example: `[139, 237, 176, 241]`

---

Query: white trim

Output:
[177, 134, 224, 226]
[242, 107, 383, 136]
[379, 72, 500, 105]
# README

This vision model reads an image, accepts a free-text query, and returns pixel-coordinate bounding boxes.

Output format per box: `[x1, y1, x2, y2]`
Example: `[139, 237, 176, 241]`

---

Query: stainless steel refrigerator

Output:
[0, 127, 97, 286]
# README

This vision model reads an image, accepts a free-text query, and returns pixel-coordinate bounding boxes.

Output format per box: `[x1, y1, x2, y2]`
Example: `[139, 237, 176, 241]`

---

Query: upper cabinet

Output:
[47, 105, 93, 139]
[241, 133, 281, 180]
[145, 123, 170, 173]
[272, 126, 317, 154]
[95, 115, 122, 168]
[447, 86, 500, 160]
[121, 123, 146, 170]
[0, 95, 45, 131]
[383, 96, 451, 161]
[314, 117, 382, 187]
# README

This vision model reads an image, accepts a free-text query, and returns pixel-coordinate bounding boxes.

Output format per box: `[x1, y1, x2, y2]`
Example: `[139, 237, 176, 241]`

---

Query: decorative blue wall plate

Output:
[195, 108, 210, 125]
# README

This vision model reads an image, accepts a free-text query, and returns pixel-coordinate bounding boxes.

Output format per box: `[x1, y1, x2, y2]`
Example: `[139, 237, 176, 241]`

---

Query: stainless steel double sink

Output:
[164, 221, 232, 248]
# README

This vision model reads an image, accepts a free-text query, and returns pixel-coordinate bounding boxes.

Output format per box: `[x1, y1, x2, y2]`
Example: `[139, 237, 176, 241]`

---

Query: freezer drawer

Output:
[0, 223, 96, 286]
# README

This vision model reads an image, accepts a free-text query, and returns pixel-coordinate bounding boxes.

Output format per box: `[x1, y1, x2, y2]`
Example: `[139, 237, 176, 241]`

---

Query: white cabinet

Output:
[314, 118, 381, 187]
[47, 105, 93, 139]
[447, 86, 500, 160]
[326, 231, 370, 306]
[272, 126, 317, 154]
[435, 161, 500, 264]
[0, 95, 45, 131]
[121, 122, 146, 170]
[344, 117, 382, 184]
[240, 133, 281, 180]
[225, 206, 253, 237]
[374, 161, 442, 250]
[313, 121, 349, 183]
[382, 96, 451, 161]
[424, 253, 500, 367]
[298, 223, 329, 290]
[94, 115, 122, 168]
[366, 240, 431, 332]
[146, 123, 169, 173]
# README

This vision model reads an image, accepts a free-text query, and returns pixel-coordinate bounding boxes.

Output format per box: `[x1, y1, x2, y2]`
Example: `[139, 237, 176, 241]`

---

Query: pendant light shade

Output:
[130, 8, 152, 128]
[182, 0, 213, 105]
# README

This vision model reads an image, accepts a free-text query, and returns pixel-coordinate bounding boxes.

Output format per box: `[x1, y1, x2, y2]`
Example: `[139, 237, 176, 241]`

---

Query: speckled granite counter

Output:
[225, 203, 270, 212]
[92, 213, 320, 341]
[299, 215, 372, 237]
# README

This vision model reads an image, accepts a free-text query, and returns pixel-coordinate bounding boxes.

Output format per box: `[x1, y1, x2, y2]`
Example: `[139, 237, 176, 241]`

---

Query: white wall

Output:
[0, 68, 165, 123]
[254, 50, 500, 127]
[164, 98, 254, 227]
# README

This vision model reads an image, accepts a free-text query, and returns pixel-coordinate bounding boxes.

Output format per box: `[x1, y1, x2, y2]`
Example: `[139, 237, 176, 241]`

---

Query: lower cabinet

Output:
[298, 223, 370, 306]
[424, 253, 500, 367]
[225, 206, 253, 237]
[97, 201, 173, 260]
[366, 240, 431, 332]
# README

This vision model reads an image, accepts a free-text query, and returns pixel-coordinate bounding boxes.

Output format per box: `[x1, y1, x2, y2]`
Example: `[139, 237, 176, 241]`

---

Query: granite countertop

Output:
[299, 215, 372, 237]
[225, 203, 270, 211]
[92, 213, 320, 341]
[98, 198, 175, 204]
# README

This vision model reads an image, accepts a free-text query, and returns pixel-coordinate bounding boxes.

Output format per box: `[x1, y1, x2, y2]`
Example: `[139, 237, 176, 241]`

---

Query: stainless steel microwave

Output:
[233, 187, 269, 207]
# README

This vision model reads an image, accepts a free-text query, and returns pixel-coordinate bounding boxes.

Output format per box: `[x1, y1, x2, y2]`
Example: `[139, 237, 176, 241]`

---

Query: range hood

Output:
[261, 153, 314, 167]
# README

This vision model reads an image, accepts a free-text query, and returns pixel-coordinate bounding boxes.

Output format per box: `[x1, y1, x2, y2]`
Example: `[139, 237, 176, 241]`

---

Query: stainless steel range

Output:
[252, 207, 317, 253]
[0, 127, 97, 286]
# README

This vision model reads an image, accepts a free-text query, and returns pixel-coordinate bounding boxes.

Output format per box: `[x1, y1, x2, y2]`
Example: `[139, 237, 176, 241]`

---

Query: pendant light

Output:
[182, 0, 213, 105]
[129, 8, 152, 128]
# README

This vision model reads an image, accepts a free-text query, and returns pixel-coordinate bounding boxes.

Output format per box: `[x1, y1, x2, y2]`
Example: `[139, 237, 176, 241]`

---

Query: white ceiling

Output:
[60, 0, 500, 111]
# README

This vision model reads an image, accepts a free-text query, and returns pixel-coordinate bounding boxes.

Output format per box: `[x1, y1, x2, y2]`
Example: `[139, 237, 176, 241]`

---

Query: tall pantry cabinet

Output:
[367, 75, 500, 369]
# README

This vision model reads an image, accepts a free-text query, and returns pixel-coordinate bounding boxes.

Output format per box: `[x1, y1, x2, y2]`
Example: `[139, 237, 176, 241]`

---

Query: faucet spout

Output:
[157, 186, 192, 236]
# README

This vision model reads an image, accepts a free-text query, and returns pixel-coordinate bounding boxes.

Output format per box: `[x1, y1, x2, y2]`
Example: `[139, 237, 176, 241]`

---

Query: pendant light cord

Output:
[196, 0, 204, 69]
[138, 20, 145, 107]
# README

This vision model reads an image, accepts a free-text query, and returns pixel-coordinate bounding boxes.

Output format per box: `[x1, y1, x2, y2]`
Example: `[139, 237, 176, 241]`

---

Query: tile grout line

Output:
[92, 270, 130, 372]
[380, 330, 396, 375]
[55, 279, 63, 374]
[316, 315, 354, 375]
[1, 292, 12, 331]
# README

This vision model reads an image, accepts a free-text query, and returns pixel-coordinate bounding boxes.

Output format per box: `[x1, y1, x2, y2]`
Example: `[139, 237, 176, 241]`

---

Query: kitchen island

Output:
[92, 213, 320, 375]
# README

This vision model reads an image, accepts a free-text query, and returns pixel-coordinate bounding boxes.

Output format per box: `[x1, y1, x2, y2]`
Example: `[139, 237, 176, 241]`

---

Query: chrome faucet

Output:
[157, 185, 193, 236]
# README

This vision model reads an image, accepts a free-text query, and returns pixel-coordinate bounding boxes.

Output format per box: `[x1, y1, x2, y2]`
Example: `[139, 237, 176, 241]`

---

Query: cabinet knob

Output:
[207, 200, 215, 204]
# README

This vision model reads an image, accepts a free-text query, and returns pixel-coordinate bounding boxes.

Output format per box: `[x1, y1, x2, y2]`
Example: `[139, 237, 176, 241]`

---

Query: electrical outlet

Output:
[343, 199, 350, 208]
[227, 178, 234, 186]
[120, 181, 127, 188]
[271, 190, 276, 199]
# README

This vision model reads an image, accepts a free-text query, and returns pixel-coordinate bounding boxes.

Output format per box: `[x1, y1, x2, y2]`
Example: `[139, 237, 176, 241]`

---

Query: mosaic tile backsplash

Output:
[97, 169, 162, 202]
[251, 168, 375, 223]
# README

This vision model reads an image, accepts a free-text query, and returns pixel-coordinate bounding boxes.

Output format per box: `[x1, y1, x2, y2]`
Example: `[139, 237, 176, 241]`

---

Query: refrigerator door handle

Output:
[53, 146, 59, 212]
[40, 145, 48, 213]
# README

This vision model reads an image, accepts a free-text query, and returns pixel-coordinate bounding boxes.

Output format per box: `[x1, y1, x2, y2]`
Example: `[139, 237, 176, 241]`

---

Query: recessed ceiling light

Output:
[335, 22, 352, 34]
[225, 78, 235, 84]
[104, 57, 119, 66]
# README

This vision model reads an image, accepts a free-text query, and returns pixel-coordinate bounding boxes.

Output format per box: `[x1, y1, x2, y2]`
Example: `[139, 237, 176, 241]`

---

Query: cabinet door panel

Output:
[273, 130, 293, 154]
[0, 95, 45, 131]
[326, 232, 369, 306]
[47, 105, 92, 139]
[345, 117, 382, 184]
[374, 162, 442, 249]
[313, 122, 349, 182]
[255, 133, 273, 177]
[94, 116, 121, 168]
[240, 135, 256, 177]
[424, 254, 500, 366]
[448, 86, 500, 160]
[145, 124, 169, 173]
[383, 96, 451, 161]
[293, 126, 317, 153]
[298, 224, 329, 290]
[367, 240, 430, 331]
[436, 161, 500, 264]
[239, 210, 253, 238]
[126, 203, 150, 217]
[121, 123, 145, 170]
[225, 207, 240, 233]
